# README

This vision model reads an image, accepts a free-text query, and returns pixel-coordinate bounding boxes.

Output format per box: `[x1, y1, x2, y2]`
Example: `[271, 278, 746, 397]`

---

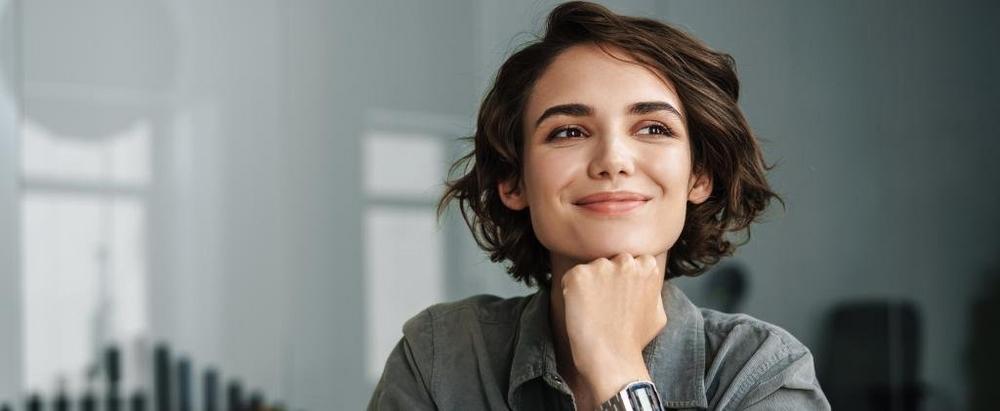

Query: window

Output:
[20, 116, 151, 394]
[362, 109, 465, 384]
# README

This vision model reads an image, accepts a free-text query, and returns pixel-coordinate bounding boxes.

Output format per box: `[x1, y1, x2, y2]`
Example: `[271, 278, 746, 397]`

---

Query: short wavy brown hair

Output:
[438, 1, 782, 288]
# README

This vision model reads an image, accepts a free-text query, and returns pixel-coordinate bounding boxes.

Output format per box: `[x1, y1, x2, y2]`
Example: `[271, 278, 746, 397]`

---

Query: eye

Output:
[547, 126, 587, 141]
[637, 123, 675, 137]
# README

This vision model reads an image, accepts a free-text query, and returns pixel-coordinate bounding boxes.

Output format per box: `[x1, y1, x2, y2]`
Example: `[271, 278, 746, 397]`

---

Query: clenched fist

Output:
[561, 253, 668, 405]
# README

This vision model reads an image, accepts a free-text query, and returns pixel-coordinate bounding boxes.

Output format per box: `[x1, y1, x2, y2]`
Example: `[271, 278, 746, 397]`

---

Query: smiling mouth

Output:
[572, 191, 651, 216]
[574, 199, 648, 215]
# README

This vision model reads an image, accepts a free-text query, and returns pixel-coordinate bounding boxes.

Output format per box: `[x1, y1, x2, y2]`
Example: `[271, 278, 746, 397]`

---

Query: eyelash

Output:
[546, 123, 675, 141]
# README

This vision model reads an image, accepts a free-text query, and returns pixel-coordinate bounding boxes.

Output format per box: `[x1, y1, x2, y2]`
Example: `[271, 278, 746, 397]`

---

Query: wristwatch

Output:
[598, 380, 663, 411]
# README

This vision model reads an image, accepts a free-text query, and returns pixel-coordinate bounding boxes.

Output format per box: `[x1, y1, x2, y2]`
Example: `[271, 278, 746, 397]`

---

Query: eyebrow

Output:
[533, 101, 683, 129]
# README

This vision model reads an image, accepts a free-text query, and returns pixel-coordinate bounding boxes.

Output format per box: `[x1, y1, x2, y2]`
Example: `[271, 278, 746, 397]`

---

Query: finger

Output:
[610, 252, 633, 267]
[588, 257, 614, 278]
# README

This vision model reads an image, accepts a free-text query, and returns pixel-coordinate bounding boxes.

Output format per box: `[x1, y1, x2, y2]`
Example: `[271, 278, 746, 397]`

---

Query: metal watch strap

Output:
[598, 380, 663, 411]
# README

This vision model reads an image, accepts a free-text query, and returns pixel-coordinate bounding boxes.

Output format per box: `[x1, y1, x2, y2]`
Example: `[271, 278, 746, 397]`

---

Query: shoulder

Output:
[403, 293, 532, 334]
[700, 308, 811, 357]
[400, 293, 534, 357]
[698, 308, 828, 409]
[394, 293, 535, 403]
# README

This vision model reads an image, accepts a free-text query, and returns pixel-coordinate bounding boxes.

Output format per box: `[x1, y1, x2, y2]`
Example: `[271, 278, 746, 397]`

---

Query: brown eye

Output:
[637, 123, 674, 137]
[548, 126, 586, 141]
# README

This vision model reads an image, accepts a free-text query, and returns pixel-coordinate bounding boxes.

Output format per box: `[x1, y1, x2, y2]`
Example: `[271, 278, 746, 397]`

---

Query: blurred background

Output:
[0, 0, 998, 409]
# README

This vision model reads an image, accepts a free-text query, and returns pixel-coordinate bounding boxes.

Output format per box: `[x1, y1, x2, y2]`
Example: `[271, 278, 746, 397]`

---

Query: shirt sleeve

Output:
[736, 348, 831, 410]
[708, 322, 831, 411]
[367, 309, 437, 411]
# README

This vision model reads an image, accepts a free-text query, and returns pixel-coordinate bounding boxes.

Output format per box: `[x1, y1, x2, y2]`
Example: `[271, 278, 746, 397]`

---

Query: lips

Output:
[573, 191, 651, 215]
[573, 191, 652, 205]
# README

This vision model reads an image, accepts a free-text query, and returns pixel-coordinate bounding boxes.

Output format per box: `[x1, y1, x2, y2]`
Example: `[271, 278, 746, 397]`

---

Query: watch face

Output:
[626, 382, 662, 410]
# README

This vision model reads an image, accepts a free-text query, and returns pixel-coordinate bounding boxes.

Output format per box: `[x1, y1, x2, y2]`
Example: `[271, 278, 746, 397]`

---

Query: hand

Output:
[561, 253, 667, 404]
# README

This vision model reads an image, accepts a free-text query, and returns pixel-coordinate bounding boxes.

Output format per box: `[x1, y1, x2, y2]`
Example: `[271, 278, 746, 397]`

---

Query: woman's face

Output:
[499, 43, 712, 271]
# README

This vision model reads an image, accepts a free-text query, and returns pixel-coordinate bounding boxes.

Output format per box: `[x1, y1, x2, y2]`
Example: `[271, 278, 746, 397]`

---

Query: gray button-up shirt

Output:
[368, 280, 831, 410]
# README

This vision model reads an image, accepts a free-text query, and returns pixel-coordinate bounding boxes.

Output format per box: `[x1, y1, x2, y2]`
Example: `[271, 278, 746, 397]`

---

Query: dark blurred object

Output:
[178, 357, 192, 411]
[821, 300, 925, 410]
[106, 345, 122, 411]
[105, 345, 121, 384]
[248, 391, 264, 411]
[967, 267, 1000, 411]
[154, 344, 171, 411]
[130, 391, 147, 411]
[4, 341, 287, 411]
[52, 377, 69, 411]
[227, 380, 243, 411]
[80, 391, 97, 411]
[704, 262, 748, 313]
[204, 369, 219, 411]
[52, 389, 69, 411]
[26, 393, 42, 411]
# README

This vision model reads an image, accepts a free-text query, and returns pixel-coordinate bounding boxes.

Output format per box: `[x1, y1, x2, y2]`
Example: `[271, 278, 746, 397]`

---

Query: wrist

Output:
[580, 353, 652, 405]
[598, 380, 663, 411]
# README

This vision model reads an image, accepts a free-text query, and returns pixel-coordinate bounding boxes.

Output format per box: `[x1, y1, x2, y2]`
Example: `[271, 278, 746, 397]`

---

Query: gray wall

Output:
[658, 1, 1000, 408]
[0, 0, 21, 401]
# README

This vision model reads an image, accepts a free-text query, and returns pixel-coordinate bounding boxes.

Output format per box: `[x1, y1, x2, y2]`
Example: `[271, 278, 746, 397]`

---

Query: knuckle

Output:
[563, 265, 587, 286]
[615, 253, 635, 270]
[626, 254, 639, 266]
[561, 272, 576, 289]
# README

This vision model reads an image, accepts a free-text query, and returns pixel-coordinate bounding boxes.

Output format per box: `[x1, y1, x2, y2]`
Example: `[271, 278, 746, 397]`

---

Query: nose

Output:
[587, 134, 635, 181]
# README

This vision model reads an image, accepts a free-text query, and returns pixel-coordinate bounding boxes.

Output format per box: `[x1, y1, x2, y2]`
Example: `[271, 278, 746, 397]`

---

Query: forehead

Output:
[525, 43, 684, 121]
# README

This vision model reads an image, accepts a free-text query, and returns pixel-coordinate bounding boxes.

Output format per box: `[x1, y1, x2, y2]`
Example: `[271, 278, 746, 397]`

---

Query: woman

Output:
[369, 2, 830, 410]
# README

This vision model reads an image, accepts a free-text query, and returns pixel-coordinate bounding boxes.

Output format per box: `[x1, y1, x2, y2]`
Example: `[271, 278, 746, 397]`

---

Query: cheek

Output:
[521, 151, 579, 250]
[523, 151, 578, 205]
[644, 149, 694, 247]
[645, 148, 694, 198]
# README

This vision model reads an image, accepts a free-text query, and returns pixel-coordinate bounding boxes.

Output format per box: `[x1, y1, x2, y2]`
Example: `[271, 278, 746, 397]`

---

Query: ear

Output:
[498, 177, 528, 211]
[687, 170, 713, 204]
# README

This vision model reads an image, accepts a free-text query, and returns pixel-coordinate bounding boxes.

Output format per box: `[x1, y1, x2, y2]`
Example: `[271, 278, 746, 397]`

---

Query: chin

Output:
[536, 220, 677, 260]
[573, 238, 666, 260]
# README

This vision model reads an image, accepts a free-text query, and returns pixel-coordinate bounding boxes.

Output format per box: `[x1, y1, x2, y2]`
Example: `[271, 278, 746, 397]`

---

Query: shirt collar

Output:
[507, 280, 708, 408]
